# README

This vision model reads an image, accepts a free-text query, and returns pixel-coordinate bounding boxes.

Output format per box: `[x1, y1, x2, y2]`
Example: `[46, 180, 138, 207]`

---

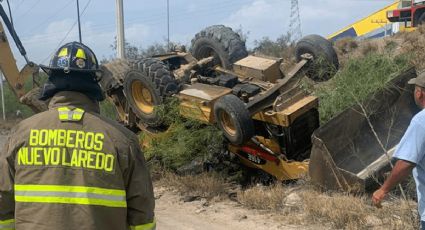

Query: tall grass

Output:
[301, 189, 418, 229]
[159, 172, 229, 198]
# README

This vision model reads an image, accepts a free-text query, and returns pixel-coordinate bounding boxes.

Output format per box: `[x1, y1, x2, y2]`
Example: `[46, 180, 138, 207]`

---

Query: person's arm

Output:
[0, 136, 16, 230]
[372, 117, 425, 207]
[372, 159, 415, 206]
[125, 139, 155, 230]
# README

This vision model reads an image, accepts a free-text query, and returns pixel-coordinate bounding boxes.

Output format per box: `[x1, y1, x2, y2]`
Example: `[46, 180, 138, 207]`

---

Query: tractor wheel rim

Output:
[131, 80, 154, 114]
[219, 110, 237, 136]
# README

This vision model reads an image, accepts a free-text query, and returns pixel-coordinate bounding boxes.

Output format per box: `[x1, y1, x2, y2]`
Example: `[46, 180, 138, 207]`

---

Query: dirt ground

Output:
[154, 186, 321, 230]
[0, 122, 416, 229]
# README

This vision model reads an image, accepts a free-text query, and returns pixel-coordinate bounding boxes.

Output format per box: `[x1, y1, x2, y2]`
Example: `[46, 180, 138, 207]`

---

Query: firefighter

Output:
[0, 42, 155, 230]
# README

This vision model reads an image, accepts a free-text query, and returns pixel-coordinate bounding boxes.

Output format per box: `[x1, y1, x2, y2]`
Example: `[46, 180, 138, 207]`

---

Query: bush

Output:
[143, 99, 224, 170]
[253, 34, 294, 58]
[313, 53, 410, 123]
[1, 72, 49, 119]
[3, 82, 33, 118]
[99, 100, 117, 120]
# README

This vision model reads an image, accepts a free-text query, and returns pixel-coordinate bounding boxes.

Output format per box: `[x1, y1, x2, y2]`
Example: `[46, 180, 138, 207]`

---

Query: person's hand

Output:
[372, 188, 388, 208]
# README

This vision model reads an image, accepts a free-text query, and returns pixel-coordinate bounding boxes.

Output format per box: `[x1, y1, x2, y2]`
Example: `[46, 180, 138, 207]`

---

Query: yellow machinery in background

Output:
[0, 4, 46, 113]
[328, 1, 414, 41]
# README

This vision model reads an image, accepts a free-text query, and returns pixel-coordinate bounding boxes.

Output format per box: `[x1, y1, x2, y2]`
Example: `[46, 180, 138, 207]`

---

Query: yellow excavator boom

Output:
[0, 5, 46, 112]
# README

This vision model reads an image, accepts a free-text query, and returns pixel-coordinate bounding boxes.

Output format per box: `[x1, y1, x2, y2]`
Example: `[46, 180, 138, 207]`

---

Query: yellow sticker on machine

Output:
[17, 129, 115, 173]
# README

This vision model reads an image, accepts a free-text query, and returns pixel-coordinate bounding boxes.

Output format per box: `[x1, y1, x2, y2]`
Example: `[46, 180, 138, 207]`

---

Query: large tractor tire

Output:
[214, 94, 255, 145]
[124, 58, 178, 127]
[191, 25, 248, 69]
[100, 59, 131, 89]
[295, 35, 339, 82]
[100, 59, 143, 132]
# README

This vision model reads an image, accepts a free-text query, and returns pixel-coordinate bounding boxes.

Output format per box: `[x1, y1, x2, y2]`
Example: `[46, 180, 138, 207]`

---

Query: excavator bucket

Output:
[309, 68, 420, 192]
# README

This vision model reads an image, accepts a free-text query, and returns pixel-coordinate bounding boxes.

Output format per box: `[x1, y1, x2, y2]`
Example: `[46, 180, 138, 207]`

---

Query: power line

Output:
[125, 0, 253, 25]
[21, 0, 253, 44]
[24, 0, 287, 47]
[6, 0, 13, 26]
[22, 0, 74, 37]
[20, 0, 257, 44]
[41, 0, 92, 64]
[13, 0, 25, 12]
[26, 2, 252, 64]
[19, 0, 391, 44]
[16, 0, 41, 22]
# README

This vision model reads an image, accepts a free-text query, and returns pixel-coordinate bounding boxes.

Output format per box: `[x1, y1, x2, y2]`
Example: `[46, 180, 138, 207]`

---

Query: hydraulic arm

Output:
[0, 3, 46, 112]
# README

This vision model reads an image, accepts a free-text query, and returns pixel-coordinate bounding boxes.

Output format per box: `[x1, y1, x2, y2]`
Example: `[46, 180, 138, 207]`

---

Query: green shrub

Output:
[3, 82, 33, 118]
[99, 100, 117, 120]
[313, 53, 410, 124]
[1, 72, 48, 118]
[143, 99, 224, 170]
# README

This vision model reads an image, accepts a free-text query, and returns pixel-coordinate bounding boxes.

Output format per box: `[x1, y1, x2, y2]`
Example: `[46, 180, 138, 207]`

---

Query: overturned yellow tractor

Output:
[100, 25, 339, 181]
[0, 0, 418, 191]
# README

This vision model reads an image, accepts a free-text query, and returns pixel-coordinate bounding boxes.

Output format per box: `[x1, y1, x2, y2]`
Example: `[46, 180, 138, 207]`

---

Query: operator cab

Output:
[400, 0, 412, 8]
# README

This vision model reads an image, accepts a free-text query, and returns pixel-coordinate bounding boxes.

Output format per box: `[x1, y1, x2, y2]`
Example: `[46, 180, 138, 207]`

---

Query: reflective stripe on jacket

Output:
[0, 219, 15, 230]
[0, 91, 155, 230]
[130, 220, 156, 230]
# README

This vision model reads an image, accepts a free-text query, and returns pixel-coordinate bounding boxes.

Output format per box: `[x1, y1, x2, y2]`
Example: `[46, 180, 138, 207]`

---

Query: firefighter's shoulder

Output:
[9, 109, 57, 142]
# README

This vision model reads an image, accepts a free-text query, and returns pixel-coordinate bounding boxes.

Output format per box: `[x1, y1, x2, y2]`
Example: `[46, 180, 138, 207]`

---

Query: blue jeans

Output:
[422, 221, 425, 230]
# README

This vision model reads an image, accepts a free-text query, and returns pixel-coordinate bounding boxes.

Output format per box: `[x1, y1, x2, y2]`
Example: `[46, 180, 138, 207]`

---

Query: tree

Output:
[110, 37, 143, 60]
[108, 37, 183, 62]
[253, 33, 294, 59]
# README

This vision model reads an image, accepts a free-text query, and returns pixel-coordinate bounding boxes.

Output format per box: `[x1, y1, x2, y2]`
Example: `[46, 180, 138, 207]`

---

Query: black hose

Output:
[0, 3, 27, 57]
[5, 0, 12, 26]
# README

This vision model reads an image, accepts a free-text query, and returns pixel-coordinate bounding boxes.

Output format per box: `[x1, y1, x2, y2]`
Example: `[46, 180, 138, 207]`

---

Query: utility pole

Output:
[116, 0, 126, 59]
[167, 0, 170, 51]
[76, 0, 82, 43]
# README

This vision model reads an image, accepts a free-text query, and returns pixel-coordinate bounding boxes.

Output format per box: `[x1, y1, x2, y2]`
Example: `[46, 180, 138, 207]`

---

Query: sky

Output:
[2, 0, 397, 67]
